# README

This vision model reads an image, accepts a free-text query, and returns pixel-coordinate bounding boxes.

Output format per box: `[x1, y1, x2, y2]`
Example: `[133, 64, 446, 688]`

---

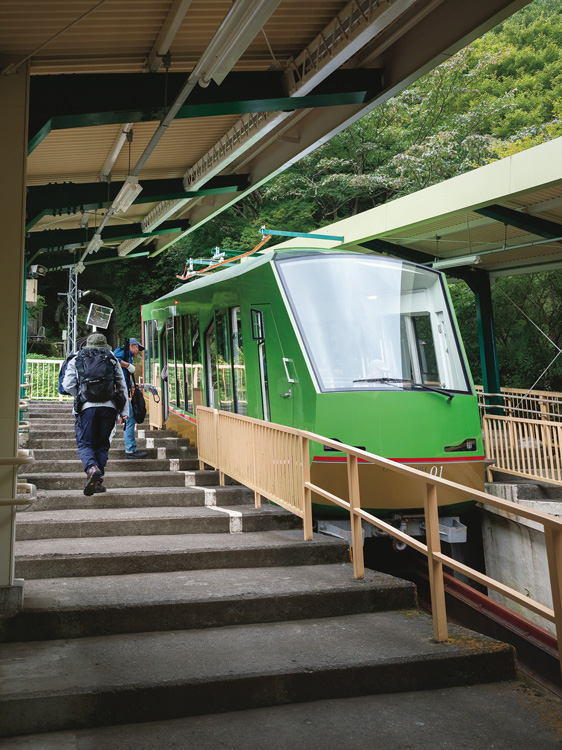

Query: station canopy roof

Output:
[1, 0, 533, 271]
[273, 137, 562, 279]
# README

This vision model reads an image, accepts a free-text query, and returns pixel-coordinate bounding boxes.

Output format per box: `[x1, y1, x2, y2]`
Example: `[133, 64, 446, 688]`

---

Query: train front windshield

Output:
[276, 254, 471, 394]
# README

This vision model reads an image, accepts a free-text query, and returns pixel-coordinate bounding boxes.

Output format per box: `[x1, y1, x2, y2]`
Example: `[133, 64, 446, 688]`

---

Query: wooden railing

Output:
[197, 406, 562, 669]
[478, 388, 562, 485]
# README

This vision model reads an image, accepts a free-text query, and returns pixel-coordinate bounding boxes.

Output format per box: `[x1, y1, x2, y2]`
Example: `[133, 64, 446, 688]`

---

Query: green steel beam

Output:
[40, 248, 152, 271]
[26, 219, 190, 254]
[475, 204, 562, 243]
[28, 70, 383, 153]
[359, 238, 435, 264]
[263, 227, 345, 241]
[25, 175, 249, 231]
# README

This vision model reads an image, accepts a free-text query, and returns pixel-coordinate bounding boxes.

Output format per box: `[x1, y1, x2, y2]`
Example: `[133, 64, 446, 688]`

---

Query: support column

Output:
[0, 59, 30, 610]
[455, 268, 501, 395]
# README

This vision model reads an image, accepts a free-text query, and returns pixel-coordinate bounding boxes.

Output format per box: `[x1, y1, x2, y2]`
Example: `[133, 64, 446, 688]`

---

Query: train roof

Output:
[150, 246, 407, 306]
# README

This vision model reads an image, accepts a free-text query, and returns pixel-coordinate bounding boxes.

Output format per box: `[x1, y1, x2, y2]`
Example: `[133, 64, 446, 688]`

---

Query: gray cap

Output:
[83, 333, 112, 351]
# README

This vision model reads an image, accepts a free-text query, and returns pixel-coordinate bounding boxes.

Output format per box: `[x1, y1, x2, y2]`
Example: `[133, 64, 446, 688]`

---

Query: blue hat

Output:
[129, 337, 145, 351]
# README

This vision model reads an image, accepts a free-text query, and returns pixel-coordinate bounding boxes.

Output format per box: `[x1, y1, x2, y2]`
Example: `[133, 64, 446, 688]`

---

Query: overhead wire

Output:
[1, 0, 110, 76]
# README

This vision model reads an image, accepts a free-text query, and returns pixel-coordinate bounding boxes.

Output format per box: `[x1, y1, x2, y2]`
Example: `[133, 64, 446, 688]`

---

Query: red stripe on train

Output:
[312, 455, 485, 463]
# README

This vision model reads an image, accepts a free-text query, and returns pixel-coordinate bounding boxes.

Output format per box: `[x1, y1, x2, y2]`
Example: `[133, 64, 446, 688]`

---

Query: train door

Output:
[250, 305, 295, 426]
[204, 321, 218, 408]
[161, 318, 173, 422]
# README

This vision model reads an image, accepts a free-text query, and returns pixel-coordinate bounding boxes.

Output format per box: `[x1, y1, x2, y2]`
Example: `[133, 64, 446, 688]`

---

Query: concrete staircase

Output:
[0, 401, 558, 746]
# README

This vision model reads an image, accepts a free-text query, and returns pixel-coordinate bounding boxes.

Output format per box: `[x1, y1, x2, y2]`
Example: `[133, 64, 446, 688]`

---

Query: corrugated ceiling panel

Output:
[0, 1, 350, 75]
[27, 115, 241, 184]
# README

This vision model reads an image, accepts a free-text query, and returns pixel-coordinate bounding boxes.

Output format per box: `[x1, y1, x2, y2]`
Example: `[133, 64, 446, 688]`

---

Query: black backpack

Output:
[57, 353, 76, 396]
[74, 348, 118, 404]
[130, 373, 147, 424]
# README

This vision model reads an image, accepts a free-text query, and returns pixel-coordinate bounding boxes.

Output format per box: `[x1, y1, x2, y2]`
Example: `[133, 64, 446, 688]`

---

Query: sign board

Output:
[86, 303, 113, 329]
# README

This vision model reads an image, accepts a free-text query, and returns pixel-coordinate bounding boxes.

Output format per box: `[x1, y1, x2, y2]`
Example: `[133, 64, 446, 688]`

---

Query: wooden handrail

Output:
[197, 406, 562, 672]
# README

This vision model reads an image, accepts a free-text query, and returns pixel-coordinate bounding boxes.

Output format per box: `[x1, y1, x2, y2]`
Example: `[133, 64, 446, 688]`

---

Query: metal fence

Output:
[25, 359, 70, 401]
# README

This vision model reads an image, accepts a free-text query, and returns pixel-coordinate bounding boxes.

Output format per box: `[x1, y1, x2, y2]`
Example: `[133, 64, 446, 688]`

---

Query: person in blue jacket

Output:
[113, 337, 148, 459]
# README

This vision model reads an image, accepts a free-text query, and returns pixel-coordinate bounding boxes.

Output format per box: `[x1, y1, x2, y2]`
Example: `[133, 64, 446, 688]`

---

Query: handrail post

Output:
[347, 454, 364, 579]
[424, 481, 448, 641]
[197, 407, 204, 470]
[544, 526, 562, 676]
[215, 409, 225, 485]
[253, 422, 261, 509]
[301, 435, 312, 540]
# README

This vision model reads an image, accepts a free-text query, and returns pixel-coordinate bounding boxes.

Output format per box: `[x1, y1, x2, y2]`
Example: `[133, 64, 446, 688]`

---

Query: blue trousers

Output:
[75, 406, 117, 477]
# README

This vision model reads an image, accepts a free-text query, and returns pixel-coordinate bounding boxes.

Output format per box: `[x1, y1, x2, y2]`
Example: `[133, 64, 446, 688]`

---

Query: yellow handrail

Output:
[0, 449, 34, 466]
[0, 482, 37, 507]
[197, 406, 562, 673]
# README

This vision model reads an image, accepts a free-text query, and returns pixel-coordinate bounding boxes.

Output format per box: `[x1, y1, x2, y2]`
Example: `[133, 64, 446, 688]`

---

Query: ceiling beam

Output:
[360, 238, 435, 264]
[25, 175, 249, 231]
[38, 246, 155, 271]
[474, 204, 562, 244]
[28, 70, 383, 153]
[26, 219, 190, 254]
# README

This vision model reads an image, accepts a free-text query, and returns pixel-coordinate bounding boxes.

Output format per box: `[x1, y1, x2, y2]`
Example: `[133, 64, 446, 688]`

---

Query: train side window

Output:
[174, 315, 184, 408]
[412, 314, 439, 385]
[250, 307, 270, 421]
[215, 309, 234, 412]
[190, 314, 204, 412]
[231, 306, 247, 415]
[143, 321, 149, 383]
[205, 322, 218, 408]
[250, 308, 264, 341]
[181, 314, 192, 413]
[147, 320, 159, 388]
[166, 317, 177, 407]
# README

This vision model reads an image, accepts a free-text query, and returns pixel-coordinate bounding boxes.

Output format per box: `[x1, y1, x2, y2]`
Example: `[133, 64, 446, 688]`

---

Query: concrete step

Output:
[15, 529, 349, 579]
[20, 458, 199, 473]
[27, 405, 73, 413]
[16, 469, 224, 491]
[27, 436, 191, 450]
[0, 612, 516, 738]
[28, 427, 181, 439]
[21, 485, 255, 511]
[15, 505, 300, 540]
[2, 684, 558, 750]
[0, 564, 416, 642]
[27, 446, 196, 460]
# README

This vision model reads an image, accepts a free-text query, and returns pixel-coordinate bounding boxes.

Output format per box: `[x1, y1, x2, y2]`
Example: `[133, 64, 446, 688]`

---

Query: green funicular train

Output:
[141, 247, 485, 544]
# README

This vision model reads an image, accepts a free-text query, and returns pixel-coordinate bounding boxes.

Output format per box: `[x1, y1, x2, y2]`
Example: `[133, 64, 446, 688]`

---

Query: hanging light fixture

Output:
[113, 175, 144, 213]
[85, 233, 103, 255]
[193, 0, 283, 87]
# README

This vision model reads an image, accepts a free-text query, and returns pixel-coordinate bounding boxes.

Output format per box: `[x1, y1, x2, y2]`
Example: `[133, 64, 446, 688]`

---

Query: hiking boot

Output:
[94, 482, 106, 493]
[84, 465, 101, 496]
[126, 450, 148, 459]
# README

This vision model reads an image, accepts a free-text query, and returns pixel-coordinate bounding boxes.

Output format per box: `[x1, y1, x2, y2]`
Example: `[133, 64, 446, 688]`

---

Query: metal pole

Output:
[67, 267, 79, 355]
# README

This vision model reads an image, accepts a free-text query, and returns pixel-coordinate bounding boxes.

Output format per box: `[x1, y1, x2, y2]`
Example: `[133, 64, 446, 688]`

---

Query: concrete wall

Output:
[482, 482, 560, 635]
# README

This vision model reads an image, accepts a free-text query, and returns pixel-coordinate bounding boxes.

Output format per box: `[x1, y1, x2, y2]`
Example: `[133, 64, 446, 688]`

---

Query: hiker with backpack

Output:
[113, 337, 148, 460]
[62, 333, 129, 496]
